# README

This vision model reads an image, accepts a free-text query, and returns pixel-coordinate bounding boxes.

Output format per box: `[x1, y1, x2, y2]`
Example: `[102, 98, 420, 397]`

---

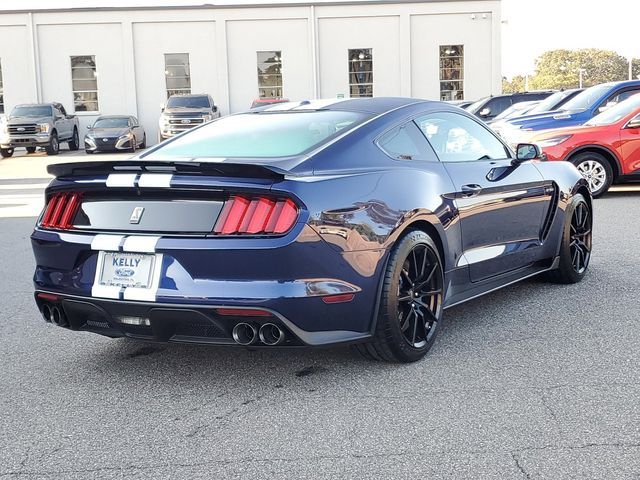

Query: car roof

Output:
[253, 97, 428, 115]
[96, 115, 131, 119]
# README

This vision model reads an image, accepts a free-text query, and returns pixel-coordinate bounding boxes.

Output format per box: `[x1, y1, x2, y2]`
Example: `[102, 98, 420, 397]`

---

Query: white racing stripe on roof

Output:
[262, 98, 348, 112]
[138, 174, 173, 188]
[106, 173, 137, 187]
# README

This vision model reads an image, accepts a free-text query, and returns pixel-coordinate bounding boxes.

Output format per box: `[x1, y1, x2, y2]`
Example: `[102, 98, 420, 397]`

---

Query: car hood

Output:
[530, 124, 606, 141]
[7, 115, 51, 124]
[506, 109, 588, 130]
[89, 127, 129, 138]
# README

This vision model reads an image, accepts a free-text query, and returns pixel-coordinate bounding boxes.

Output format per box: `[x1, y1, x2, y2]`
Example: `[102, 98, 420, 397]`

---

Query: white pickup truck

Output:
[0, 102, 80, 157]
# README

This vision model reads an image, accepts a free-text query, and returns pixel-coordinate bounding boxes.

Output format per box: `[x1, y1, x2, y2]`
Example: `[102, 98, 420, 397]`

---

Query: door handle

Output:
[460, 184, 483, 198]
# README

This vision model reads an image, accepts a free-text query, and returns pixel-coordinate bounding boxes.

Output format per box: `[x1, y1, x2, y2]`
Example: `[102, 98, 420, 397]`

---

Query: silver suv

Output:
[0, 102, 80, 157]
[158, 94, 220, 143]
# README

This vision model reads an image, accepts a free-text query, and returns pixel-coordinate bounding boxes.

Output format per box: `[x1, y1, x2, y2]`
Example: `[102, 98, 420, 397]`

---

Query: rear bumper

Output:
[31, 226, 387, 344]
[34, 292, 371, 346]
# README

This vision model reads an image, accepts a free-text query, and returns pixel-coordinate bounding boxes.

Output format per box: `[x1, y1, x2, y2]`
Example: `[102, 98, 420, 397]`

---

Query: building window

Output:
[0, 59, 4, 114]
[439, 45, 464, 101]
[71, 56, 99, 112]
[165, 53, 191, 98]
[348, 49, 373, 98]
[257, 51, 283, 99]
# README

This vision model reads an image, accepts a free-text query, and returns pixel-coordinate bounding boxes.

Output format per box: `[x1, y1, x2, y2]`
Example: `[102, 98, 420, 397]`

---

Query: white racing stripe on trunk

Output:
[122, 253, 163, 302]
[91, 284, 121, 299]
[106, 173, 137, 187]
[91, 234, 125, 251]
[138, 174, 173, 188]
[122, 236, 161, 253]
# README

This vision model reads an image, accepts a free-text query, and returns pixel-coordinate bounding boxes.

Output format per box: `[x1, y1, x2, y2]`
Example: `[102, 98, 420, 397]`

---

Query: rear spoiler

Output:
[47, 160, 289, 180]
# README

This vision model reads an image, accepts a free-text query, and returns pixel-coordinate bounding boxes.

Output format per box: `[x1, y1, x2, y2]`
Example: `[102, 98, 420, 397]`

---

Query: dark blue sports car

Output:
[31, 98, 592, 362]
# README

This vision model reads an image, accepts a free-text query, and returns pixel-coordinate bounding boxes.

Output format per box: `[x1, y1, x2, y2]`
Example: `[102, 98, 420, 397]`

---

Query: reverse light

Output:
[536, 135, 573, 148]
[213, 195, 299, 235]
[41, 192, 82, 230]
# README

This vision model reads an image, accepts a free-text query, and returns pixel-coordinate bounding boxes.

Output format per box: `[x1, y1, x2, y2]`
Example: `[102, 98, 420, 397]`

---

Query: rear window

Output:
[149, 110, 371, 158]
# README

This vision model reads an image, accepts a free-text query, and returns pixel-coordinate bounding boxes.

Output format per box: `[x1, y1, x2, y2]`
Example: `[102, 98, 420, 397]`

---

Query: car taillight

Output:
[41, 192, 81, 230]
[213, 195, 299, 235]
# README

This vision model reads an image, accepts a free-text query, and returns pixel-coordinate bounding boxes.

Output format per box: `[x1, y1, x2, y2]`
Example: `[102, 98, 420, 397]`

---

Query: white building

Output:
[0, 0, 502, 144]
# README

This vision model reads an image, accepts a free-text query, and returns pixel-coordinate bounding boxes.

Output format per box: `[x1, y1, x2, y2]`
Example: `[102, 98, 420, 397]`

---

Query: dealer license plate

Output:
[98, 252, 157, 289]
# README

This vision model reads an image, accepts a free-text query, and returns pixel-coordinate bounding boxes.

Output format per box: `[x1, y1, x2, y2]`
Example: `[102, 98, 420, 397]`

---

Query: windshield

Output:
[148, 110, 371, 158]
[166, 96, 210, 109]
[93, 117, 129, 128]
[586, 94, 640, 126]
[528, 91, 569, 114]
[561, 84, 611, 111]
[493, 101, 537, 121]
[465, 97, 488, 114]
[11, 105, 53, 117]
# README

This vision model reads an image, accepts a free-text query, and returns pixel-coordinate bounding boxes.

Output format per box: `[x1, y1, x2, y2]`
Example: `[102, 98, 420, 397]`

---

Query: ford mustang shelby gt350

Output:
[31, 98, 592, 362]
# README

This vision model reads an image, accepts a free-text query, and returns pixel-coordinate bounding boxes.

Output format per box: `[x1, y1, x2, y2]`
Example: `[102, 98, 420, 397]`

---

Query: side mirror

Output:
[479, 107, 492, 117]
[56, 115, 64, 121]
[212, 105, 218, 113]
[513, 143, 541, 165]
[625, 118, 640, 129]
[160, 103, 165, 113]
[86, 125, 92, 130]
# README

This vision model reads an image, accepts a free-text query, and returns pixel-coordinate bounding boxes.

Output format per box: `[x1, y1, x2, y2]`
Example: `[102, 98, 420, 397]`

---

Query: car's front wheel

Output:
[26, 147, 37, 154]
[570, 152, 612, 198]
[0, 148, 14, 158]
[45, 132, 59, 156]
[356, 230, 444, 363]
[545, 193, 592, 284]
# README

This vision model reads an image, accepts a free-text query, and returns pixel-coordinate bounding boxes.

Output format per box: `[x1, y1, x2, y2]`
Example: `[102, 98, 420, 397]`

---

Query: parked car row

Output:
[489, 80, 640, 196]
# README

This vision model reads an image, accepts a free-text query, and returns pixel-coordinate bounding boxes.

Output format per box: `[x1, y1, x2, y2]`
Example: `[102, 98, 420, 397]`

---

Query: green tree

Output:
[502, 75, 525, 93]
[505, 49, 634, 91]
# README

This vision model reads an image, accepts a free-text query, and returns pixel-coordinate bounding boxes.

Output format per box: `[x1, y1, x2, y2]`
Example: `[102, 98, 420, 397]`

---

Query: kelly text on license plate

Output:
[99, 252, 156, 288]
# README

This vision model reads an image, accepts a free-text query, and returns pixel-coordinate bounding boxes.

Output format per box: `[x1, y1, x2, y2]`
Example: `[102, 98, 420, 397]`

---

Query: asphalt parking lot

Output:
[1, 149, 639, 479]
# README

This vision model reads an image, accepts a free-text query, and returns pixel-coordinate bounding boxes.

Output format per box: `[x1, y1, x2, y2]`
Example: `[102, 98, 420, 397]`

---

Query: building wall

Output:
[0, 1, 501, 145]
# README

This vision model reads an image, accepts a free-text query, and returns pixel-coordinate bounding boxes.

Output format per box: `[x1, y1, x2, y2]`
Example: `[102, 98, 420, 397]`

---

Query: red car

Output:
[531, 94, 640, 197]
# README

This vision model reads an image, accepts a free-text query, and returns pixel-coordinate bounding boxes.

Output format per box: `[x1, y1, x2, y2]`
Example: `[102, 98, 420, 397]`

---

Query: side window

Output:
[484, 97, 512, 117]
[377, 122, 435, 161]
[59, 105, 67, 116]
[415, 112, 510, 162]
[605, 88, 640, 107]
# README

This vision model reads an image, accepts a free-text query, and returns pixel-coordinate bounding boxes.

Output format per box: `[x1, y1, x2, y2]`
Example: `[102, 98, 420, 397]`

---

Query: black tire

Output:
[68, 128, 79, 151]
[45, 132, 59, 156]
[545, 193, 592, 284]
[569, 152, 613, 198]
[129, 141, 136, 154]
[85, 149, 94, 154]
[140, 135, 146, 149]
[0, 148, 14, 158]
[26, 147, 37, 154]
[356, 230, 444, 363]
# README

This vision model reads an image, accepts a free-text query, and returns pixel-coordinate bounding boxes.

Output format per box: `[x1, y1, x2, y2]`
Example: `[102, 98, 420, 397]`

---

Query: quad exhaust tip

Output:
[259, 323, 285, 346]
[50, 306, 68, 327]
[41, 304, 52, 323]
[232, 322, 258, 345]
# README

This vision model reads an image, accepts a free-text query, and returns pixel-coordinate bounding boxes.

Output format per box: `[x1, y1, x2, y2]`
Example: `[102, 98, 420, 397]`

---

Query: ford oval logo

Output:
[115, 268, 135, 277]
[180, 119, 191, 124]
[17, 127, 25, 132]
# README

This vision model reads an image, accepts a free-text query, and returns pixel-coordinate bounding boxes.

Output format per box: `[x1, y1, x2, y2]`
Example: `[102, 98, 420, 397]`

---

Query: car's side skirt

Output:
[443, 256, 560, 310]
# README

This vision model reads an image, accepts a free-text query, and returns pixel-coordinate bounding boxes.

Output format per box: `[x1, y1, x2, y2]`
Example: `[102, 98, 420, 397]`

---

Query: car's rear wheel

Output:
[26, 147, 37, 154]
[545, 193, 592, 284]
[0, 148, 14, 158]
[570, 152, 612, 198]
[356, 230, 444, 363]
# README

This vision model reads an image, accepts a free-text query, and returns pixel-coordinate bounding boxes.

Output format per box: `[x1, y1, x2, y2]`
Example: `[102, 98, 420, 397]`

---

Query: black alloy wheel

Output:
[569, 200, 592, 274]
[357, 230, 444, 363]
[397, 244, 442, 348]
[545, 193, 591, 284]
